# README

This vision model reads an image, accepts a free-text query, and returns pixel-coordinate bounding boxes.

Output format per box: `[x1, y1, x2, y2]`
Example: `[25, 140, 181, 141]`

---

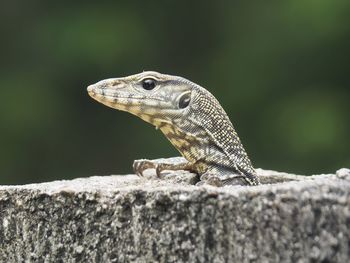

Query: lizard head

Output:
[87, 71, 197, 128]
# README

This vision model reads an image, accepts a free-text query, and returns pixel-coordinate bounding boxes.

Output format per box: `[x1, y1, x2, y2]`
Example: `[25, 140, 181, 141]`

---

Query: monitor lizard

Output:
[87, 71, 260, 186]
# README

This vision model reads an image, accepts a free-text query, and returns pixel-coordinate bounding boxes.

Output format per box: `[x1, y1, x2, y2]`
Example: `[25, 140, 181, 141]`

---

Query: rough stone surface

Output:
[0, 162, 349, 262]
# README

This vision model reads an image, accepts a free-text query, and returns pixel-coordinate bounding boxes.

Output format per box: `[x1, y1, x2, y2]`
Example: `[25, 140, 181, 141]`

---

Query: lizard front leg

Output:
[133, 157, 194, 178]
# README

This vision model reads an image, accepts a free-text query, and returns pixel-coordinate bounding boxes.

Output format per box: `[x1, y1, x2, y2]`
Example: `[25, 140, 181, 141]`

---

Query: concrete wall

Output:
[1, 164, 349, 262]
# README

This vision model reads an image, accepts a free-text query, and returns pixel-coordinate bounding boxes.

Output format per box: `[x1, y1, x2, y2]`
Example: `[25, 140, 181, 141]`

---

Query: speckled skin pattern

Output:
[87, 71, 260, 186]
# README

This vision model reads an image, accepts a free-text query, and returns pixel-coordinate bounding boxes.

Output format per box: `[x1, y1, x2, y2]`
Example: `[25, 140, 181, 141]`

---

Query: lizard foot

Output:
[196, 175, 223, 187]
[221, 176, 247, 186]
[133, 159, 157, 177]
[133, 157, 193, 178]
[197, 172, 250, 187]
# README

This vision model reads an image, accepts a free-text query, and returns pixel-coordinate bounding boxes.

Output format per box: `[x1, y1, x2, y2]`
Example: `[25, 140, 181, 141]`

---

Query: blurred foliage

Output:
[0, 0, 349, 184]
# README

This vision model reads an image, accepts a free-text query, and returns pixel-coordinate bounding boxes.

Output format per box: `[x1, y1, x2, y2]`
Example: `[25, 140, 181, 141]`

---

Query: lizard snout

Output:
[87, 84, 95, 94]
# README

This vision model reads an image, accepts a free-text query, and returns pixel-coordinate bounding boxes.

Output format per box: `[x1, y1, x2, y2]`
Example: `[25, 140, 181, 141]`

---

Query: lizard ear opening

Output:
[178, 92, 191, 109]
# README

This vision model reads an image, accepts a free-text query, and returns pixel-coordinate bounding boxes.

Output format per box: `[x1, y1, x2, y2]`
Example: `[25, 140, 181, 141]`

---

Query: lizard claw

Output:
[155, 164, 162, 178]
[133, 159, 162, 177]
[133, 159, 174, 178]
[133, 159, 147, 177]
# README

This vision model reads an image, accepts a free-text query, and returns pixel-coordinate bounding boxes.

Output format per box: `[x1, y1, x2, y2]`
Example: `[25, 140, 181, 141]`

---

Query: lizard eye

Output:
[142, 78, 156, 90]
[178, 93, 191, 109]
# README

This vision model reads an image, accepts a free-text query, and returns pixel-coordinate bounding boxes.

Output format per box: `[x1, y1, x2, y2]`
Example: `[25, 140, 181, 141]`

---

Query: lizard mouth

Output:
[87, 85, 164, 103]
[88, 91, 164, 103]
[87, 86, 167, 114]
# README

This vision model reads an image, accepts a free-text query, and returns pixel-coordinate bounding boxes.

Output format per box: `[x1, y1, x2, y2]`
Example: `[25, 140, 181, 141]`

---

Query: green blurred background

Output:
[1, 0, 349, 184]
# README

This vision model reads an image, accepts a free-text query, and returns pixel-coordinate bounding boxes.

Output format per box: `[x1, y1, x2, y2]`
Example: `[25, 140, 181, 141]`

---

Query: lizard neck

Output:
[159, 123, 209, 174]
